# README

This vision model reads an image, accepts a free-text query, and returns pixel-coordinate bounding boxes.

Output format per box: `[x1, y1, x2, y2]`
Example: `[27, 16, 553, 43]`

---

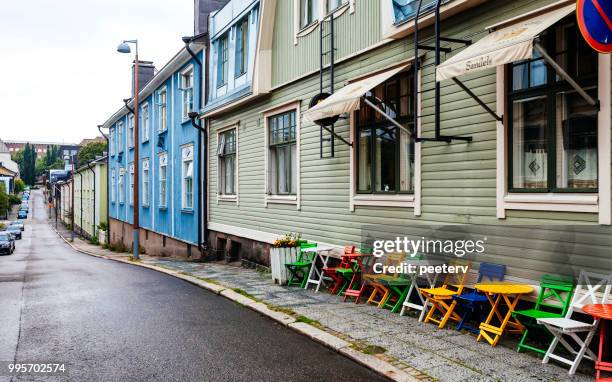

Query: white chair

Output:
[537, 271, 612, 375]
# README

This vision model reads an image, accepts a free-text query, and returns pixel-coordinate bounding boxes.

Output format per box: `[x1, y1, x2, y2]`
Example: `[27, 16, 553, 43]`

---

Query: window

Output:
[142, 159, 150, 207]
[111, 169, 116, 203]
[182, 145, 194, 209]
[159, 153, 168, 207]
[110, 128, 115, 156]
[508, 19, 598, 192]
[129, 163, 135, 206]
[300, 0, 317, 28]
[235, 17, 249, 77]
[181, 68, 194, 120]
[117, 122, 124, 152]
[356, 71, 415, 194]
[217, 35, 228, 86]
[268, 110, 297, 195]
[392, 0, 436, 24]
[118, 169, 125, 204]
[142, 104, 150, 142]
[157, 88, 168, 132]
[327, 0, 347, 12]
[218, 129, 236, 195]
[128, 115, 135, 148]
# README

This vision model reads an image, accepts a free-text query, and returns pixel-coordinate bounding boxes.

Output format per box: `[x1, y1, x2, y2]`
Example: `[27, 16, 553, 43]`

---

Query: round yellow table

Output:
[475, 283, 534, 347]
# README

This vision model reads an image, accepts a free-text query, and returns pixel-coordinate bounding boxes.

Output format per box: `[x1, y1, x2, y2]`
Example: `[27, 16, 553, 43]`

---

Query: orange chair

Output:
[420, 260, 470, 328]
[364, 253, 406, 308]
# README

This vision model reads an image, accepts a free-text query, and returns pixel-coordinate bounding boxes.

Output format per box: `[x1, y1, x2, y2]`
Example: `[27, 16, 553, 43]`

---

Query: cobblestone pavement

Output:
[54, 226, 595, 382]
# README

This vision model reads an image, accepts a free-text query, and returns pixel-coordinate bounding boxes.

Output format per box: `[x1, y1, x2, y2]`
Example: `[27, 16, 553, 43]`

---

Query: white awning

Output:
[303, 63, 411, 123]
[436, 3, 575, 81]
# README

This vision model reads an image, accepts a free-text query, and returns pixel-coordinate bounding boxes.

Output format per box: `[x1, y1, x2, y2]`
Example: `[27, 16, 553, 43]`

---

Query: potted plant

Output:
[270, 232, 304, 285]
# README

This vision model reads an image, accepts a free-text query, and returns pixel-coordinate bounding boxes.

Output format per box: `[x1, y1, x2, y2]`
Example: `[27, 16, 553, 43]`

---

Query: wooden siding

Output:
[208, 0, 612, 281]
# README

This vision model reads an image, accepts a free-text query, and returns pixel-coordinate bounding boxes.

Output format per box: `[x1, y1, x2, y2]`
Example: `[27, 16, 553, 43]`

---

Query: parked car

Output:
[5, 225, 21, 240]
[9, 221, 24, 231]
[17, 210, 27, 219]
[0, 232, 15, 255]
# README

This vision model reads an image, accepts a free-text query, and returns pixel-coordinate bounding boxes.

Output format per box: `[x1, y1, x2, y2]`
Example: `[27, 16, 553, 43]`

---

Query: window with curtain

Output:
[117, 122, 124, 153]
[142, 159, 150, 207]
[509, 18, 598, 192]
[128, 115, 135, 148]
[159, 154, 167, 208]
[268, 110, 297, 195]
[181, 68, 194, 120]
[356, 70, 415, 194]
[129, 163, 134, 206]
[110, 128, 115, 155]
[235, 17, 249, 78]
[118, 170, 124, 204]
[217, 35, 228, 86]
[218, 129, 236, 195]
[300, 0, 317, 28]
[182, 146, 194, 209]
[111, 169, 116, 203]
[157, 88, 167, 132]
[142, 104, 149, 142]
[392, 0, 436, 24]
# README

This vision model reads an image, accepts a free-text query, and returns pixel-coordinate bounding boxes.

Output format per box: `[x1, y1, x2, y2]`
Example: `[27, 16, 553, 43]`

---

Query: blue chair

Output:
[454, 263, 506, 333]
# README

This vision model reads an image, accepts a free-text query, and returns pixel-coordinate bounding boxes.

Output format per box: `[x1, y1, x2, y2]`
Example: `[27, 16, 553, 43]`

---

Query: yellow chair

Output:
[364, 252, 405, 308]
[420, 260, 470, 328]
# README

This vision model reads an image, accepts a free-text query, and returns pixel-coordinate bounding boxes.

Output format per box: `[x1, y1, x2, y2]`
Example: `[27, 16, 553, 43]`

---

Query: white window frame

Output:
[495, 54, 611, 224]
[128, 114, 135, 148]
[181, 144, 194, 210]
[158, 153, 168, 208]
[348, 65, 422, 214]
[156, 87, 168, 133]
[109, 127, 115, 156]
[293, 0, 354, 44]
[181, 66, 194, 121]
[118, 168, 125, 204]
[110, 169, 116, 203]
[142, 158, 150, 207]
[263, 101, 301, 209]
[117, 121, 124, 153]
[141, 103, 150, 142]
[129, 162, 134, 206]
[216, 123, 239, 204]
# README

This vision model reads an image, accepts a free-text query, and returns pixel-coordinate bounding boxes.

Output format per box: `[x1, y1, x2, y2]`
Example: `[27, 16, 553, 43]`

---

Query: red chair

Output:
[322, 246, 356, 294]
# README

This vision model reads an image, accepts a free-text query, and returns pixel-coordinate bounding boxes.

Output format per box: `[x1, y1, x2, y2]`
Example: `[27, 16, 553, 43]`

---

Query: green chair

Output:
[512, 274, 575, 355]
[285, 243, 318, 288]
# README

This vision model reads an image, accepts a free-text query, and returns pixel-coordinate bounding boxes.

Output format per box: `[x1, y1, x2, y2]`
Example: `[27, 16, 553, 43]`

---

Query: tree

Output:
[35, 145, 63, 177]
[15, 144, 37, 186]
[0, 183, 8, 219]
[77, 141, 107, 164]
[13, 179, 25, 194]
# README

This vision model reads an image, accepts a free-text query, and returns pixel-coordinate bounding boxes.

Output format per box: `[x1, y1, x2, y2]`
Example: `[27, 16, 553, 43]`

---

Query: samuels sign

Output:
[465, 56, 493, 72]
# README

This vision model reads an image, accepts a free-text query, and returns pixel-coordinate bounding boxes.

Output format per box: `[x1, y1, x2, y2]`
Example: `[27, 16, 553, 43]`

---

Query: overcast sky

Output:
[0, 0, 193, 144]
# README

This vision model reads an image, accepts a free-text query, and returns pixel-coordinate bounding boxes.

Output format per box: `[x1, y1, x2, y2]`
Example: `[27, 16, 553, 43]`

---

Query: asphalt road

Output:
[0, 190, 387, 382]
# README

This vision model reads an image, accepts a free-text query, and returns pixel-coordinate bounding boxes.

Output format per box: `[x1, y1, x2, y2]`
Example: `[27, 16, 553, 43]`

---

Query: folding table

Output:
[476, 283, 534, 347]
[304, 245, 337, 292]
[583, 304, 612, 382]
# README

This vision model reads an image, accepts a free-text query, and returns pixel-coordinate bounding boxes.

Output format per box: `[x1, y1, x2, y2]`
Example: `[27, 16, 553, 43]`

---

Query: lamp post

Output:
[117, 39, 140, 259]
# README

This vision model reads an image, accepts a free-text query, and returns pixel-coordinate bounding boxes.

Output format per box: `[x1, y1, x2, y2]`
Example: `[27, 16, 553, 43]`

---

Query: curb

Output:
[52, 227, 418, 382]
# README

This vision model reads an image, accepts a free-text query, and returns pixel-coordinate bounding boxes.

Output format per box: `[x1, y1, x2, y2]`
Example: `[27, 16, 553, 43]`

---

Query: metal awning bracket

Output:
[534, 42, 599, 109]
[362, 97, 414, 137]
[452, 78, 503, 122]
[320, 124, 352, 147]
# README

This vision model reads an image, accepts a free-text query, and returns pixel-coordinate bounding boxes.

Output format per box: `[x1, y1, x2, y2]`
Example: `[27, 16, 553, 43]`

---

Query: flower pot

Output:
[270, 247, 299, 285]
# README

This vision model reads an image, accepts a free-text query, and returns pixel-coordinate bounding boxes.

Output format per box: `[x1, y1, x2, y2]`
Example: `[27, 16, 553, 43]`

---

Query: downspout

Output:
[184, 36, 207, 254]
[98, 125, 109, 241]
[86, 161, 96, 238]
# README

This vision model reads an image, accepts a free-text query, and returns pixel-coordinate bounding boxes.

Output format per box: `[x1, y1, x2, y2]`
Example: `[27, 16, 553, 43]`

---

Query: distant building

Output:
[3, 140, 80, 160]
[73, 157, 108, 242]
[0, 139, 19, 178]
[79, 136, 106, 146]
[0, 164, 17, 194]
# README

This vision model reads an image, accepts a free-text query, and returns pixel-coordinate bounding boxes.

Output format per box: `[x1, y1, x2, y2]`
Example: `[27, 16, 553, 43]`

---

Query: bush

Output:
[90, 236, 99, 245]
[98, 222, 108, 231]
[9, 195, 20, 205]
[0, 223, 5, 230]
[14, 179, 25, 194]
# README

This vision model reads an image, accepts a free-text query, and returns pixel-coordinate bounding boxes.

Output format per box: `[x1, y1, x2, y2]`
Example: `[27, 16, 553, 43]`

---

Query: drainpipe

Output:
[184, 35, 207, 254]
[86, 161, 96, 238]
[98, 125, 110, 242]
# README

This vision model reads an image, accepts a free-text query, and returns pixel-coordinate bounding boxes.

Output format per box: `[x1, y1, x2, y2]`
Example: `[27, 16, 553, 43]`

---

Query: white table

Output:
[303, 245, 337, 292]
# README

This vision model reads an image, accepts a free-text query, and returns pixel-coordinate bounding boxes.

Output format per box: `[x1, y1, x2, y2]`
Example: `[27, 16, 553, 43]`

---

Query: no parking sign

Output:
[577, 0, 612, 53]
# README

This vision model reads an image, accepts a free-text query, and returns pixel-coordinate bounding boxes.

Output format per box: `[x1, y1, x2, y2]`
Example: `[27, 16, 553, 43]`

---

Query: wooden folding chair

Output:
[513, 274, 575, 355]
[420, 260, 470, 329]
[285, 243, 318, 288]
[538, 271, 612, 375]
[322, 246, 356, 294]
[364, 253, 405, 307]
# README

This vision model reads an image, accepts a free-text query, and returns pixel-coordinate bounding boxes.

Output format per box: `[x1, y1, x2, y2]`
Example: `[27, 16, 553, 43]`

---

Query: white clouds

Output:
[0, 0, 192, 143]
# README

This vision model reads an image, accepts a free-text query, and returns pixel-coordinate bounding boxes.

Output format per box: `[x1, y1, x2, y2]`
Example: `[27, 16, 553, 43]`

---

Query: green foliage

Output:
[0, 223, 5, 230]
[77, 142, 107, 165]
[0, 183, 8, 218]
[8, 195, 20, 205]
[12, 144, 37, 185]
[35, 145, 64, 177]
[13, 179, 25, 194]
[90, 236, 99, 245]
[98, 221, 108, 231]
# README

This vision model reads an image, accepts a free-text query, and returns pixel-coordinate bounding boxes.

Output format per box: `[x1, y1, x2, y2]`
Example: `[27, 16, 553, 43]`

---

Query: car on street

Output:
[0, 232, 15, 255]
[9, 221, 24, 231]
[3, 224, 22, 240]
[18, 210, 27, 219]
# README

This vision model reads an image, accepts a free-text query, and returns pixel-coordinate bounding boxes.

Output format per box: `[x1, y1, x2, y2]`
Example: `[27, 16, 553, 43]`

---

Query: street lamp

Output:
[117, 39, 140, 260]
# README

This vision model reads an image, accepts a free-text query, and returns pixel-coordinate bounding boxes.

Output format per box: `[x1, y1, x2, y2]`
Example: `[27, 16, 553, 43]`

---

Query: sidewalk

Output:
[54, 225, 593, 382]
